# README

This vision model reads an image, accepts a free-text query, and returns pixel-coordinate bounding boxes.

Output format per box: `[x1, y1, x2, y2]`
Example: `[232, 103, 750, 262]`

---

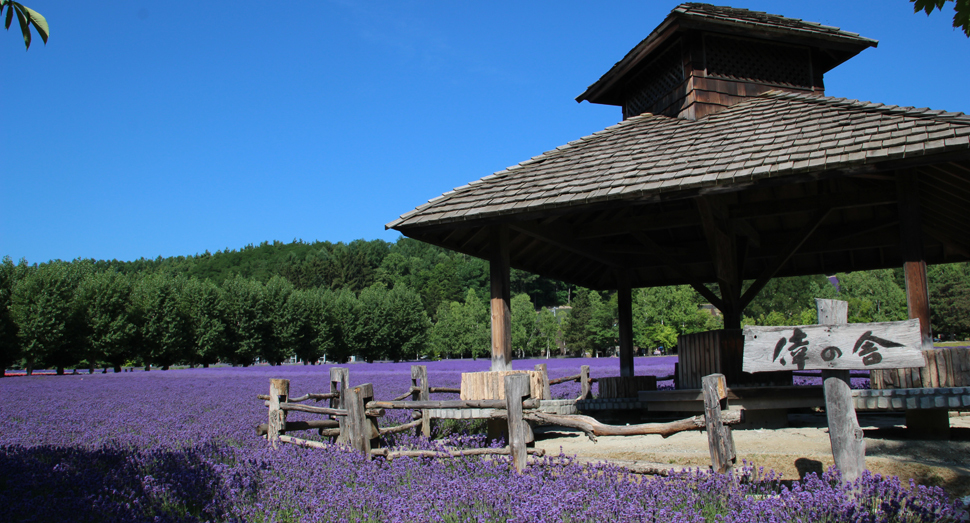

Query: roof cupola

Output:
[577, 3, 878, 120]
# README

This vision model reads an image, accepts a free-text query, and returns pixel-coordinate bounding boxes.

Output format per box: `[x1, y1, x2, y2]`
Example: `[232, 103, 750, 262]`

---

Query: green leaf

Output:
[4, 4, 12, 31]
[23, 5, 46, 43]
[14, 4, 30, 50]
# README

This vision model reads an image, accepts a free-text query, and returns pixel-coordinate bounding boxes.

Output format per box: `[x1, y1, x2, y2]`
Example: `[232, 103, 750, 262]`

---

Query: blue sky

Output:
[3, 1, 968, 264]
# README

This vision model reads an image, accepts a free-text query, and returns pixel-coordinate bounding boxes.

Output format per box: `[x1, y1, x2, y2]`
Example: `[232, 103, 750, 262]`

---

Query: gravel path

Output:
[533, 412, 970, 497]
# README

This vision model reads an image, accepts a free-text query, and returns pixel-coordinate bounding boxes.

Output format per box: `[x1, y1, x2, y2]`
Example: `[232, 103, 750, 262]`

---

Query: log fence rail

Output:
[258, 365, 742, 473]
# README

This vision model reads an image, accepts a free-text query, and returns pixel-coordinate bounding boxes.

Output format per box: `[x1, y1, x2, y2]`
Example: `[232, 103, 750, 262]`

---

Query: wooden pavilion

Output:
[387, 4, 970, 386]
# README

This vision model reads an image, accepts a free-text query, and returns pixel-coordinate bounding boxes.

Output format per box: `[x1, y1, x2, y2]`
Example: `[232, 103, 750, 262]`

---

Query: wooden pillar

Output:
[490, 224, 512, 371]
[505, 373, 531, 474]
[330, 367, 349, 444]
[411, 365, 431, 438]
[534, 363, 551, 400]
[267, 379, 289, 448]
[346, 383, 375, 459]
[702, 373, 735, 474]
[816, 298, 865, 482]
[617, 272, 635, 377]
[897, 170, 933, 351]
[578, 365, 591, 400]
[817, 299, 851, 386]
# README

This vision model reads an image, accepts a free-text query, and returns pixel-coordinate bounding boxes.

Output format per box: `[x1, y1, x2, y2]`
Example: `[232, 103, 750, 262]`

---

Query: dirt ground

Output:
[533, 411, 970, 498]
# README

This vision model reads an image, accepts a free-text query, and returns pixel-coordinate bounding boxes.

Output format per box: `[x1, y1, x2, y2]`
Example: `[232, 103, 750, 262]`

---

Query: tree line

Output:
[2, 237, 968, 375]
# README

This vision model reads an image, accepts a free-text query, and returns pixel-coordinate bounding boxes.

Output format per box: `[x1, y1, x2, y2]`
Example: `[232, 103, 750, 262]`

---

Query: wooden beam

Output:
[697, 196, 741, 327]
[897, 170, 933, 351]
[490, 225, 512, 371]
[510, 221, 622, 268]
[616, 271, 635, 378]
[631, 231, 725, 310]
[738, 207, 832, 310]
[729, 190, 895, 220]
[573, 209, 701, 239]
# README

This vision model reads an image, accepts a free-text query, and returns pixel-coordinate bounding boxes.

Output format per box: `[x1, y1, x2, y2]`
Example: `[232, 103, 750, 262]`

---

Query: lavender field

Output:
[0, 357, 961, 522]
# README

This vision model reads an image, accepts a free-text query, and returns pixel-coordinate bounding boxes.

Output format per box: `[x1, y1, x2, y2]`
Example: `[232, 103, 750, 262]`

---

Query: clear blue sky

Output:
[3, 1, 968, 264]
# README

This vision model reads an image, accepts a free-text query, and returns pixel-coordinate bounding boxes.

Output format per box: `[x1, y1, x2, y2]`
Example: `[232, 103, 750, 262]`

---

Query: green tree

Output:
[277, 289, 317, 364]
[535, 307, 560, 358]
[836, 270, 908, 323]
[131, 273, 191, 370]
[912, 0, 970, 36]
[221, 275, 269, 366]
[1, 1, 48, 50]
[11, 261, 88, 374]
[0, 257, 29, 375]
[510, 293, 537, 358]
[587, 292, 618, 356]
[350, 284, 430, 361]
[182, 277, 228, 367]
[929, 262, 970, 339]
[77, 271, 137, 372]
[263, 276, 295, 365]
[562, 287, 594, 356]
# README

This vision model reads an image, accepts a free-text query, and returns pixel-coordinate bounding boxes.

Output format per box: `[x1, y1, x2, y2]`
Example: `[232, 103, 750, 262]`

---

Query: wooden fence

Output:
[257, 365, 741, 474]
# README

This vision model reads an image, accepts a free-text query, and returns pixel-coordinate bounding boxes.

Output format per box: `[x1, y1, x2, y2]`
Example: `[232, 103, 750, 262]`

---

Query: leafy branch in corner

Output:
[912, 0, 970, 36]
[1, 0, 48, 50]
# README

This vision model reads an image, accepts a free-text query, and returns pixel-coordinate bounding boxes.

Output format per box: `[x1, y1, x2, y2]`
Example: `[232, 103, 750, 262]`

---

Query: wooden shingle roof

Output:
[388, 92, 970, 231]
[388, 90, 970, 291]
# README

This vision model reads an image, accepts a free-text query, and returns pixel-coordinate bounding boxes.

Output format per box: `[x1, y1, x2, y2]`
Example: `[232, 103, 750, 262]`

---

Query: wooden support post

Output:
[490, 224, 512, 371]
[346, 383, 375, 459]
[617, 272, 635, 378]
[412, 365, 431, 438]
[897, 170, 933, 351]
[579, 365, 591, 400]
[824, 377, 866, 482]
[817, 298, 851, 387]
[534, 364, 551, 400]
[702, 373, 735, 474]
[268, 379, 289, 449]
[330, 367, 349, 443]
[505, 373, 531, 474]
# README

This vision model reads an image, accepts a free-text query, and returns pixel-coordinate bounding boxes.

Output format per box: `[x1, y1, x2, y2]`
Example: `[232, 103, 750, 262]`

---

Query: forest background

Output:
[2, 237, 969, 375]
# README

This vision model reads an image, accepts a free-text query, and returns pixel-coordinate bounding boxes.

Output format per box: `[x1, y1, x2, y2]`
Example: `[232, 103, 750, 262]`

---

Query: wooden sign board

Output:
[742, 319, 925, 373]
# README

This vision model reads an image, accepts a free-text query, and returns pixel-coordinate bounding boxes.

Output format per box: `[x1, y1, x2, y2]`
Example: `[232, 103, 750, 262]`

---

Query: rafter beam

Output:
[729, 190, 896, 220]
[738, 207, 833, 309]
[509, 221, 621, 269]
[631, 231, 725, 311]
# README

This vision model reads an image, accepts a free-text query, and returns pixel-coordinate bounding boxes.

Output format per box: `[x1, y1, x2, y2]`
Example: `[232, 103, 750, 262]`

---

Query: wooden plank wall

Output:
[677, 329, 792, 389]
[460, 371, 543, 400]
[598, 376, 658, 399]
[870, 347, 970, 389]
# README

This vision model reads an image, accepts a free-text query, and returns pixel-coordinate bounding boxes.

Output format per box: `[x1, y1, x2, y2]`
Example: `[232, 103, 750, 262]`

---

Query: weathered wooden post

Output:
[815, 299, 865, 482]
[345, 383, 375, 459]
[702, 373, 735, 473]
[268, 379, 289, 449]
[534, 363, 551, 400]
[412, 365, 431, 437]
[505, 373, 531, 473]
[579, 365, 591, 400]
[330, 367, 349, 443]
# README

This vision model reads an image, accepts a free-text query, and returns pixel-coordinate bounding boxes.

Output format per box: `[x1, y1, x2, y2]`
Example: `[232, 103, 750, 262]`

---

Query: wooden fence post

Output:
[412, 365, 431, 437]
[702, 373, 735, 474]
[345, 383, 375, 459]
[579, 365, 591, 400]
[824, 376, 865, 483]
[268, 379, 289, 449]
[534, 363, 551, 400]
[505, 373, 531, 474]
[816, 298, 866, 483]
[330, 367, 349, 443]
